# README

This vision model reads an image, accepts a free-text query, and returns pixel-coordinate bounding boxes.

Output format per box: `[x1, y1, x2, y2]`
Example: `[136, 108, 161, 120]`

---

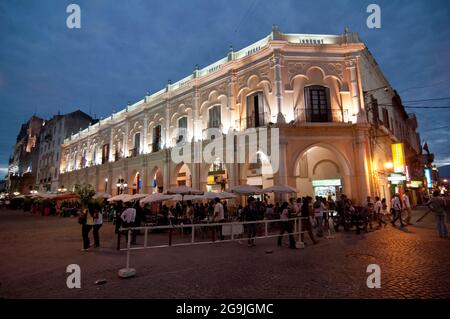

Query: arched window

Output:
[152, 125, 162, 152]
[133, 133, 141, 156]
[304, 86, 331, 122]
[208, 105, 221, 128]
[246, 92, 266, 128]
[177, 116, 188, 143]
[102, 144, 109, 164]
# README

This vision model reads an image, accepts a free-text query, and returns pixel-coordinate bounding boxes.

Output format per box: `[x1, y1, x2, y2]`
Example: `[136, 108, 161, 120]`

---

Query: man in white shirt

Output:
[374, 196, 384, 227]
[391, 193, 405, 228]
[120, 202, 137, 245]
[121, 205, 136, 225]
[213, 197, 225, 240]
[402, 190, 413, 225]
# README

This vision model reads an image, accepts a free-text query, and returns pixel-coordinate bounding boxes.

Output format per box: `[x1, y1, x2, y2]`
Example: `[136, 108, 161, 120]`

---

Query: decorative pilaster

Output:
[270, 50, 285, 124]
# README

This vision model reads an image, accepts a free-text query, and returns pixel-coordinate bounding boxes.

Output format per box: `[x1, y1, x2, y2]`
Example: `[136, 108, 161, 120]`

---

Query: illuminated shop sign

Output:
[424, 169, 432, 188]
[388, 173, 406, 184]
[406, 181, 423, 188]
[391, 143, 405, 173]
[312, 179, 341, 187]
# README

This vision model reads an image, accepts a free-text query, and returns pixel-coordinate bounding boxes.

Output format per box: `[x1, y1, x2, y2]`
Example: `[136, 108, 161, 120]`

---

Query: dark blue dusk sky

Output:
[0, 0, 449, 175]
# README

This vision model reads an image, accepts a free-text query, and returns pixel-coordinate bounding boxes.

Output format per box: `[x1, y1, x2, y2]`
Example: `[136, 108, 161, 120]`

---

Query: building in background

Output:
[35, 110, 94, 192]
[59, 27, 424, 205]
[5, 116, 44, 194]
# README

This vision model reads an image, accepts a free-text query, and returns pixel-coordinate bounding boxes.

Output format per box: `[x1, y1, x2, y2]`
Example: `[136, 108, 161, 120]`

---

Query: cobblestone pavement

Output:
[0, 206, 449, 299]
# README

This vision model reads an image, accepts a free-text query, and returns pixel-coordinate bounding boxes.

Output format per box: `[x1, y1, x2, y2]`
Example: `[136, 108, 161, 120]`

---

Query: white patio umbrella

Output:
[183, 194, 205, 202]
[93, 192, 110, 199]
[140, 193, 174, 204]
[229, 184, 264, 195]
[166, 185, 203, 195]
[203, 192, 224, 200]
[123, 193, 148, 203]
[262, 185, 297, 194]
[218, 191, 238, 199]
[107, 194, 132, 202]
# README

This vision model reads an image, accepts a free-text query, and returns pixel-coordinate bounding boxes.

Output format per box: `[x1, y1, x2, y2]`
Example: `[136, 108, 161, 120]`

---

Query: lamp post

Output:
[116, 179, 128, 195]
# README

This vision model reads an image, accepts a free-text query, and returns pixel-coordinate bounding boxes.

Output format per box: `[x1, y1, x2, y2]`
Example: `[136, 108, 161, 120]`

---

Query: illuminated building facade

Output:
[59, 26, 422, 205]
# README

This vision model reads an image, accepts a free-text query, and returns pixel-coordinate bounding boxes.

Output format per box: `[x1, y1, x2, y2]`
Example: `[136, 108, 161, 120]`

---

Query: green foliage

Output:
[74, 184, 96, 206]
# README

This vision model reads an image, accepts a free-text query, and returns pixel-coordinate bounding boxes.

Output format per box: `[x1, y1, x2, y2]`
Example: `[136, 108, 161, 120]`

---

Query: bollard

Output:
[118, 229, 136, 278]
[296, 217, 305, 249]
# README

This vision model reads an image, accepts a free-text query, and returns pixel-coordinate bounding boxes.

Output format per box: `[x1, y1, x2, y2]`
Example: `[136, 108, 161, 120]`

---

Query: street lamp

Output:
[116, 179, 128, 194]
[384, 162, 394, 170]
[57, 186, 67, 193]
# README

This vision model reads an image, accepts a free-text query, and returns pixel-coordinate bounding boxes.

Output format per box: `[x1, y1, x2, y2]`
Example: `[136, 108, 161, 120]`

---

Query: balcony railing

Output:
[235, 112, 271, 129]
[207, 119, 221, 129]
[294, 108, 348, 124]
[151, 141, 161, 153]
[129, 148, 139, 158]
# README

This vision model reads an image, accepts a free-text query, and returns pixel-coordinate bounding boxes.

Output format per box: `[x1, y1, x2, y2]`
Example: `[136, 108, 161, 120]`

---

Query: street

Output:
[0, 206, 449, 299]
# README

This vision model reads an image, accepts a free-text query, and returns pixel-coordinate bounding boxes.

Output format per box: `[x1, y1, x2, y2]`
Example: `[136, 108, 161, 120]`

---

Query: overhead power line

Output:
[398, 79, 450, 93]
[403, 97, 450, 103]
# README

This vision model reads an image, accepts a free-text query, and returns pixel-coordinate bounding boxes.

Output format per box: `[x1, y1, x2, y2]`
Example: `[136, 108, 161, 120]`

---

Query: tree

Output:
[74, 184, 95, 207]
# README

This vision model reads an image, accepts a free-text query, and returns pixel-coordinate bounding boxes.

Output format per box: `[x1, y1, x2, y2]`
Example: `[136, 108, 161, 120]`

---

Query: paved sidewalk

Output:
[0, 207, 449, 299]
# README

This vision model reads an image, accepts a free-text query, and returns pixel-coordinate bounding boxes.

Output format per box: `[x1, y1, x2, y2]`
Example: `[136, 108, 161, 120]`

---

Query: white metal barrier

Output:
[117, 217, 309, 278]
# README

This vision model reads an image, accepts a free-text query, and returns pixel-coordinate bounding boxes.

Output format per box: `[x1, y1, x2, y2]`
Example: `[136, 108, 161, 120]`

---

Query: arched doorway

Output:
[131, 171, 141, 194]
[176, 163, 192, 187]
[245, 151, 274, 202]
[207, 158, 228, 192]
[151, 167, 164, 193]
[294, 145, 350, 201]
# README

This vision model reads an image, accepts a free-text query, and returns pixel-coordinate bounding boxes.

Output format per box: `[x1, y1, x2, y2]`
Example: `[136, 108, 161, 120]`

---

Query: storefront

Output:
[312, 179, 342, 200]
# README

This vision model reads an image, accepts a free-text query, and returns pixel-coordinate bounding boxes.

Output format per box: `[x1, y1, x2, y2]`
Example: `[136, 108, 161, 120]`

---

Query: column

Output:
[346, 59, 363, 122]
[354, 129, 371, 205]
[143, 115, 148, 154]
[277, 140, 288, 202]
[165, 100, 171, 147]
[123, 122, 129, 157]
[271, 51, 285, 124]
[109, 128, 114, 162]
[193, 87, 201, 141]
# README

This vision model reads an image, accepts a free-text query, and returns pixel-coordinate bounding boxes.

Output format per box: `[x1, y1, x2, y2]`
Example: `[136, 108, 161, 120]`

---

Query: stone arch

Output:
[292, 142, 352, 199]
[149, 165, 164, 193]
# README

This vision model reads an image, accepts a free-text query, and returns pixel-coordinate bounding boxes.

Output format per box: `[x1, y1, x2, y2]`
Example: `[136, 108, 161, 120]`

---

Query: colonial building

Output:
[59, 27, 422, 205]
[6, 116, 44, 194]
[36, 110, 93, 192]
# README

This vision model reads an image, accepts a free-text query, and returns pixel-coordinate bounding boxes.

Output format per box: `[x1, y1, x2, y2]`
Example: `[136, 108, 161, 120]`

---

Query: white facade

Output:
[59, 27, 422, 205]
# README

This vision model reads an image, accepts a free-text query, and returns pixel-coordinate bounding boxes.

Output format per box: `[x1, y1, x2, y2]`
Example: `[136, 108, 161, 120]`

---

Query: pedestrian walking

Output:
[277, 202, 296, 249]
[80, 204, 95, 251]
[300, 196, 319, 245]
[313, 196, 326, 237]
[213, 197, 225, 240]
[244, 197, 258, 247]
[427, 190, 448, 238]
[391, 193, 405, 228]
[121, 202, 137, 244]
[93, 203, 103, 248]
[402, 190, 413, 225]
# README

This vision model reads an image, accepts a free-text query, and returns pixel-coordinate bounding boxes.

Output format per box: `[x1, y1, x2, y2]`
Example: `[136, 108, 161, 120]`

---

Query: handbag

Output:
[78, 210, 87, 225]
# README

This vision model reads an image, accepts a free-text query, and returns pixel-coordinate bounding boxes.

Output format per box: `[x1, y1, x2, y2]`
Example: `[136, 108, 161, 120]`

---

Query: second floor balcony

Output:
[235, 112, 271, 129]
[294, 108, 348, 124]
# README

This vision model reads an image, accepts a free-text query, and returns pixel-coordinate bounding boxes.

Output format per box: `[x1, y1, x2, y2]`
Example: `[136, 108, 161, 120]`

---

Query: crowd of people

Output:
[78, 188, 449, 251]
